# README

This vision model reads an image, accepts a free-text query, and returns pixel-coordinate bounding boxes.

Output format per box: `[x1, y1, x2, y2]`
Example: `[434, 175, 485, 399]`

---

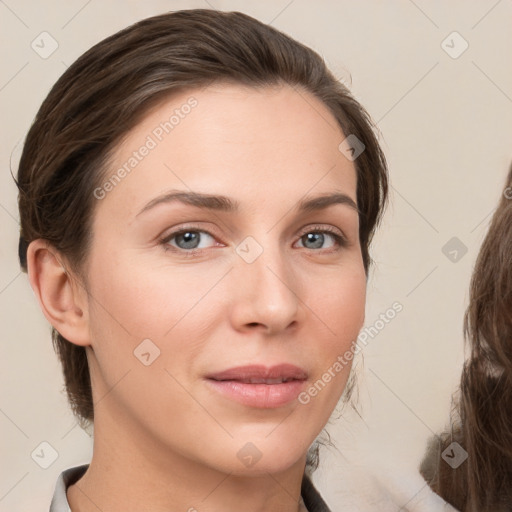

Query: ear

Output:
[27, 239, 90, 347]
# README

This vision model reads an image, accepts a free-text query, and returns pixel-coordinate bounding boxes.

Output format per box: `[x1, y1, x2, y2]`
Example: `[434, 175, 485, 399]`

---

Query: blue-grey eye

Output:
[298, 232, 337, 250]
[168, 230, 216, 250]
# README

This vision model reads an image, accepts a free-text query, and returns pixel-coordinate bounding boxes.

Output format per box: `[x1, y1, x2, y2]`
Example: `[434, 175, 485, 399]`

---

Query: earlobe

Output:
[26, 239, 90, 347]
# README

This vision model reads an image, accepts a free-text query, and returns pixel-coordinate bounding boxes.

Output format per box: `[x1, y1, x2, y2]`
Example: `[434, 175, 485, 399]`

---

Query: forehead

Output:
[95, 82, 357, 220]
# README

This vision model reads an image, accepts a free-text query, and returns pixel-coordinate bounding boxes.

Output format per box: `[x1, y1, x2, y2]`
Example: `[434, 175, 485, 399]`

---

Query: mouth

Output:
[210, 377, 299, 384]
[206, 363, 308, 382]
[205, 364, 308, 408]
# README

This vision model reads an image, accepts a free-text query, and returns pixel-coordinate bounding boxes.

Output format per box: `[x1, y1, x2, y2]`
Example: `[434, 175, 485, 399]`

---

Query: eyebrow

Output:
[136, 189, 358, 217]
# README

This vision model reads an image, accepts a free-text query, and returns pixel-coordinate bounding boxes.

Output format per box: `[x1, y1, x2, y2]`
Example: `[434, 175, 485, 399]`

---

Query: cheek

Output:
[87, 252, 208, 335]
[308, 264, 366, 347]
[84, 255, 211, 427]
[301, 264, 366, 394]
[84, 251, 225, 384]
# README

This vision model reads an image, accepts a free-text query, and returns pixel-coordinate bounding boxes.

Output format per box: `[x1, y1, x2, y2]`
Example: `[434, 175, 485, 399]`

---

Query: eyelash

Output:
[159, 224, 348, 257]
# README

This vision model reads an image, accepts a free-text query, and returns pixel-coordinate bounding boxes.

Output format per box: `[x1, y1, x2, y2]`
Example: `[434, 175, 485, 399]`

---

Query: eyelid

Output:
[296, 224, 347, 241]
[159, 223, 223, 251]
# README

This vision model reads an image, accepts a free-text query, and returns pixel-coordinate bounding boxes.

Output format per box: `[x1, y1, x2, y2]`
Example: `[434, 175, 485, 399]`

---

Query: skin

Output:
[28, 83, 366, 512]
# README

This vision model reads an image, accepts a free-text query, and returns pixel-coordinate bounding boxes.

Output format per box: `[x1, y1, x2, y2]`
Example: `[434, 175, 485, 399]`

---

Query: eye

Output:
[295, 227, 347, 251]
[161, 228, 218, 252]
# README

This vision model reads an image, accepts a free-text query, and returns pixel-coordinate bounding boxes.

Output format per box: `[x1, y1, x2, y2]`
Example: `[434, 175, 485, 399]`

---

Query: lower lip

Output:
[205, 379, 306, 408]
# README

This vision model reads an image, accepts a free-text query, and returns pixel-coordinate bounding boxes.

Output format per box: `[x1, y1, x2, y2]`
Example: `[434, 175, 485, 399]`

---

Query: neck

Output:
[66, 407, 309, 512]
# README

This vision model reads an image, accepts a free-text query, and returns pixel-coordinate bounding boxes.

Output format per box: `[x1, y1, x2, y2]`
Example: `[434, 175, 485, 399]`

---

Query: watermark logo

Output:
[31, 441, 59, 469]
[237, 442, 262, 467]
[441, 31, 469, 59]
[442, 441, 468, 469]
[442, 236, 468, 263]
[31, 31, 59, 59]
[134, 338, 161, 366]
[235, 236, 264, 263]
[338, 134, 365, 161]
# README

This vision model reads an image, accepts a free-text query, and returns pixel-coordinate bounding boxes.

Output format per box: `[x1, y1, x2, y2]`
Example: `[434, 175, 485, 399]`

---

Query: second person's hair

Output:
[420, 164, 512, 511]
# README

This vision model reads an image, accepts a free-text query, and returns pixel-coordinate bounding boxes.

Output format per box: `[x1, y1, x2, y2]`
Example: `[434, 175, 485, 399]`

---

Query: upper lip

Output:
[206, 364, 308, 383]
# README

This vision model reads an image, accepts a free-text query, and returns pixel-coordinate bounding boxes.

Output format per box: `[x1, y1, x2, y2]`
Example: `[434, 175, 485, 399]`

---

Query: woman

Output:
[17, 9, 389, 511]
[420, 166, 512, 511]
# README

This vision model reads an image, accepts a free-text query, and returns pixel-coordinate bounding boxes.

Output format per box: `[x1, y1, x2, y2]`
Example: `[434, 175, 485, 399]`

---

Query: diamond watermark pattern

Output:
[236, 236, 264, 264]
[441, 32, 469, 59]
[237, 442, 262, 467]
[442, 237, 468, 263]
[441, 441, 468, 469]
[338, 134, 365, 161]
[31, 31, 59, 59]
[134, 338, 161, 366]
[31, 441, 59, 469]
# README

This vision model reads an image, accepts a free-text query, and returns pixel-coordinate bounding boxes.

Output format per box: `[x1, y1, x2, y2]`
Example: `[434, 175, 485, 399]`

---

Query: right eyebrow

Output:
[136, 190, 238, 217]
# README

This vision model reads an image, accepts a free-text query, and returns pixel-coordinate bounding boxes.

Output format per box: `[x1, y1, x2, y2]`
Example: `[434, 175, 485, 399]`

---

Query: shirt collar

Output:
[49, 464, 331, 512]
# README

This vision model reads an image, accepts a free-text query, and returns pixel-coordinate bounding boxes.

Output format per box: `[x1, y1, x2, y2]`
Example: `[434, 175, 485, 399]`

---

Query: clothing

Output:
[49, 464, 332, 512]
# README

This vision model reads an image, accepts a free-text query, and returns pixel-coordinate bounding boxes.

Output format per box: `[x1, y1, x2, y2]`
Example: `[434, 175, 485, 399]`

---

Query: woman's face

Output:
[82, 83, 366, 475]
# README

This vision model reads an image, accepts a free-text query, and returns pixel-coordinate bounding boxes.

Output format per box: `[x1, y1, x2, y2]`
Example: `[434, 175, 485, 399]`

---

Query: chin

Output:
[214, 433, 311, 477]
[222, 454, 307, 478]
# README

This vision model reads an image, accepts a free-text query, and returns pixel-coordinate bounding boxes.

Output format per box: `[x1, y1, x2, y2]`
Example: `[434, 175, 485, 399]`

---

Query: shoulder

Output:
[49, 464, 89, 512]
[371, 465, 461, 512]
[303, 464, 460, 512]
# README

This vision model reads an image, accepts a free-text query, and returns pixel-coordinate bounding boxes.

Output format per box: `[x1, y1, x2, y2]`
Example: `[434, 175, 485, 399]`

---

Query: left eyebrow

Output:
[296, 192, 359, 214]
[135, 189, 358, 218]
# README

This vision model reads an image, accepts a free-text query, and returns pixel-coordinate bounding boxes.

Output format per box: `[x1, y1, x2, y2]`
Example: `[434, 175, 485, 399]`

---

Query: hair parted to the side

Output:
[420, 164, 512, 511]
[16, 9, 388, 469]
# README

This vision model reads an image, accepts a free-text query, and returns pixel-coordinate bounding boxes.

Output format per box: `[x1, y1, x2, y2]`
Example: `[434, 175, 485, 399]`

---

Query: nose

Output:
[228, 239, 301, 336]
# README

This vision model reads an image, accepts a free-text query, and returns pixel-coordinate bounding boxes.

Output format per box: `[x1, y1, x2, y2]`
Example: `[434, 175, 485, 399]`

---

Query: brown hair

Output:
[16, 9, 388, 463]
[420, 165, 512, 511]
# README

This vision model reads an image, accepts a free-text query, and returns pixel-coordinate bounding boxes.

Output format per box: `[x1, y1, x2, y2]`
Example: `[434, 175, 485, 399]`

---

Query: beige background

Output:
[1, 1, 511, 510]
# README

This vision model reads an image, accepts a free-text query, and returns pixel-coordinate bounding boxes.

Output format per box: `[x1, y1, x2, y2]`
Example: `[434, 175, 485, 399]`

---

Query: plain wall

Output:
[1, 1, 511, 510]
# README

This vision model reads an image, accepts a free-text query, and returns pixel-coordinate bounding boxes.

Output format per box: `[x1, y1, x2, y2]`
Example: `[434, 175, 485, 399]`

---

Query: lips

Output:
[205, 364, 308, 408]
[206, 364, 308, 383]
